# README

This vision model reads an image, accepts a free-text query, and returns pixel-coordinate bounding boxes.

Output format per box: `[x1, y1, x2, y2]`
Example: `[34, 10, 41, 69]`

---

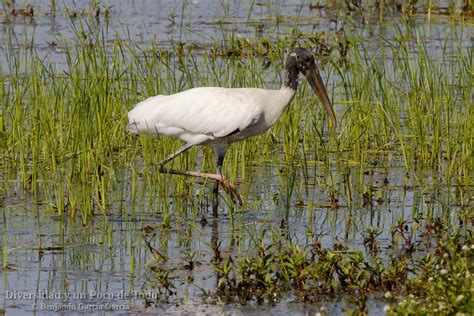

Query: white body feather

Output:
[127, 86, 295, 147]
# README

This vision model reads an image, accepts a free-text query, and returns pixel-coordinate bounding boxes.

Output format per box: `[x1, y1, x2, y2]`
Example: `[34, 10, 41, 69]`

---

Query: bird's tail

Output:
[126, 121, 140, 134]
[126, 95, 166, 134]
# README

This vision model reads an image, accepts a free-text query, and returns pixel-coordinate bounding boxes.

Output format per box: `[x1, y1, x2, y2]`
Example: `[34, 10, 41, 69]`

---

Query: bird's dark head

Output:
[285, 47, 337, 128]
[285, 47, 316, 76]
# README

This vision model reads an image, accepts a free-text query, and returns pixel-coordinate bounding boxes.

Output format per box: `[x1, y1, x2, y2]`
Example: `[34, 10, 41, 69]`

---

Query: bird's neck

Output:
[283, 66, 299, 91]
[263, 84, 297, 129]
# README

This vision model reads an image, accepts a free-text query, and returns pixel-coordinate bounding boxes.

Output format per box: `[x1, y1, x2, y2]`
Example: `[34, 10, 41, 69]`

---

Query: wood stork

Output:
[127, 47, 337, 215]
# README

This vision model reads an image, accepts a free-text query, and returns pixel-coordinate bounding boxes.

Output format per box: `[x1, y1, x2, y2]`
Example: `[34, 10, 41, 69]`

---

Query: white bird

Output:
[127, 47, 337, 214]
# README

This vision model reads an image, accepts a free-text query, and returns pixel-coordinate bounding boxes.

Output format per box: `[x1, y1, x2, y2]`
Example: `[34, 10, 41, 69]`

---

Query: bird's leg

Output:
[211, 180, 219, 217]
[155, 144, 242, 206]
[157, 143, 194, 169]
[157, 168, 243, 205]
[211, 147, 226, 217]
[211, 146, 245, 212]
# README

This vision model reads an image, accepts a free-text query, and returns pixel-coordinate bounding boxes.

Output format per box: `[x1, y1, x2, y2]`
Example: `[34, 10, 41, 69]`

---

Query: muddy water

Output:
[1, 0, 472, 315]
[1, 158, 468, 315]
[1, 0, 470, 71]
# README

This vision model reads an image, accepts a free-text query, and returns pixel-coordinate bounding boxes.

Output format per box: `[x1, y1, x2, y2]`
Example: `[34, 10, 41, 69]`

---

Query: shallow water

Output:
[1, 0, 473, 315]
[2, 155, 470, 315]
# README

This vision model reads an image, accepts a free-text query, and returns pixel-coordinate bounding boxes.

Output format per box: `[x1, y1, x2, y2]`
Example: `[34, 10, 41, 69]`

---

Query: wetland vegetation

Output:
[0, 0, 473, 314]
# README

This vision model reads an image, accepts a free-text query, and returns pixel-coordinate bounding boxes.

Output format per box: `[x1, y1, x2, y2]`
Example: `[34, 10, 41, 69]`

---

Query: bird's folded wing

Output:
[127, 87, 263, 143]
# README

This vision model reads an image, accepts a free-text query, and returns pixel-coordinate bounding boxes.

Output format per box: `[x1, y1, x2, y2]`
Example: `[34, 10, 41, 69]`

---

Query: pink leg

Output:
[158, 167, 243, 206]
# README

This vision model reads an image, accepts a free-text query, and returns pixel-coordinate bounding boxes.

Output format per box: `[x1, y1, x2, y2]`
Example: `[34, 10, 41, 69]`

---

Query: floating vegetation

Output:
[207, 219, 473, 313]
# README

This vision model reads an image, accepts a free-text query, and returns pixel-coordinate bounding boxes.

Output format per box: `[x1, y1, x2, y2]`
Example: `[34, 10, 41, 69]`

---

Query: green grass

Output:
[1, 17, 472, 218]
[216, 220, 473, 309]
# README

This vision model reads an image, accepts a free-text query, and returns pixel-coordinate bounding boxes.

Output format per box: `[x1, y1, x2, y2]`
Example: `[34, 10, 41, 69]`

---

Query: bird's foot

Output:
[215, 176, 243, 206]
[157, 167, 243, 206]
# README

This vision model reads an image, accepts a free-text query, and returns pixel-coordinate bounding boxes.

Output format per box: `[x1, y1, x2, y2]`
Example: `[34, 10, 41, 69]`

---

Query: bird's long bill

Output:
[305, 67, 337, 128]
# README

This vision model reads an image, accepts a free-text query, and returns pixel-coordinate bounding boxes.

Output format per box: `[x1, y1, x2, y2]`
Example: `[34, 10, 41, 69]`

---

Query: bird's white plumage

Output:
[127, 86, 295, 146]
[126, 47, 336, 210]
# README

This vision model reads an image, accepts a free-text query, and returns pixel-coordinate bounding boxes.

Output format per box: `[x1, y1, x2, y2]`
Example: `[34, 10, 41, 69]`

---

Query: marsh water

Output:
[1, 0, 473, 315]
